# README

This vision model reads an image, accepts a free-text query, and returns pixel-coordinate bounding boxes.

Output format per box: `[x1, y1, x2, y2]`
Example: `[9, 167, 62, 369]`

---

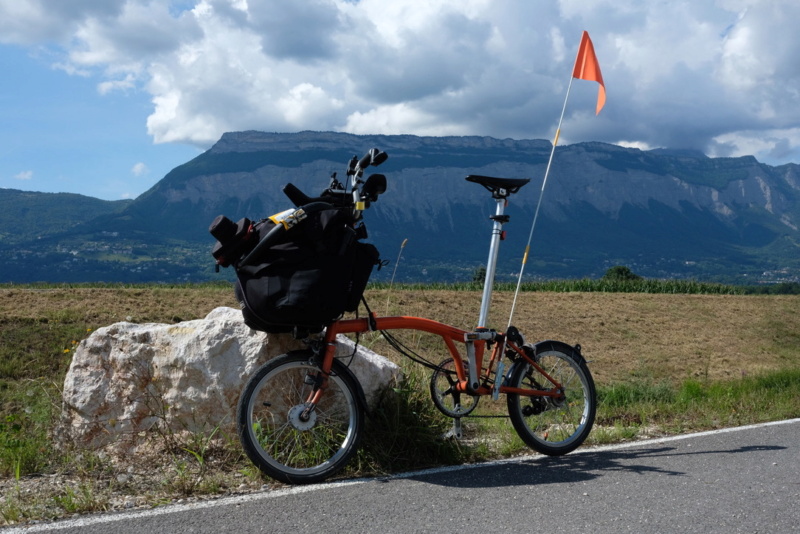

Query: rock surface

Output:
[59, 307, 401, 450]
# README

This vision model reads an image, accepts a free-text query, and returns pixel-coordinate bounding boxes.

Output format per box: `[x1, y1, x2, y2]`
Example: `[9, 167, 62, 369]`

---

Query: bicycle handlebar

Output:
[282, 148, 389, 211]
[358, 147, 388, 169]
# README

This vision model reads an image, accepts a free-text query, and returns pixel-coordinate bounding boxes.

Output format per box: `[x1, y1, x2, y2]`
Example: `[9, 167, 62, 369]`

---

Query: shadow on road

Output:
[405, 443, 787, 488]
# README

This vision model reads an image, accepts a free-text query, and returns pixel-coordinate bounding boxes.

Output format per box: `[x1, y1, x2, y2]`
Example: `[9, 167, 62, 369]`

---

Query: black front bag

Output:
[210, 207, 379, 334]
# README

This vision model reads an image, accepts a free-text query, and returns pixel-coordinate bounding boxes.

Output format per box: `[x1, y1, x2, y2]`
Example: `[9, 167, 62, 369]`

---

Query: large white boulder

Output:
[59, 307, 401, 450]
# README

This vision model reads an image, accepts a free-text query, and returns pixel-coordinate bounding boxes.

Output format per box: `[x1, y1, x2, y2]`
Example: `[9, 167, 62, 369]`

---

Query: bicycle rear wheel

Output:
[237, 351, 364, 484]
[506, 342, 596, 456]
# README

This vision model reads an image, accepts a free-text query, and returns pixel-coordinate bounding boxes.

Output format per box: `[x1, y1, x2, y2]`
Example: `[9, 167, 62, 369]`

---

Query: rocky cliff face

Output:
[3, 131, 799, 283]
[141, 131, 800, 278]
[155, 130, 800, 231]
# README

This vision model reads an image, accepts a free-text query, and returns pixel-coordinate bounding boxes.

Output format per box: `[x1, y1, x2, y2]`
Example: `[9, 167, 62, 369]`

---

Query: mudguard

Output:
[531, 340, 584, 362]
[505, 339, 585, 384]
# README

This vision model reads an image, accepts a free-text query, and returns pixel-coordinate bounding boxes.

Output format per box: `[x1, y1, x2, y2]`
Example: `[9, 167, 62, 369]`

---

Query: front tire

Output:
[237, 351, 364, 484]
[506, 342, 596, 456]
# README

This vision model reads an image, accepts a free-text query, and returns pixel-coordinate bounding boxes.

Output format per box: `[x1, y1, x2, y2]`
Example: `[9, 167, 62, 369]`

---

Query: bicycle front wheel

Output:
[237, 351, 364, 484]
[506, 342, 596, 456]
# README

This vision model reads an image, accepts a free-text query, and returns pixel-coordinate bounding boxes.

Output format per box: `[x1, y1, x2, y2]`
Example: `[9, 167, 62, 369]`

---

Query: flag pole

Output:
[505, 30, 604, 331]
[505, 75, 577, 330]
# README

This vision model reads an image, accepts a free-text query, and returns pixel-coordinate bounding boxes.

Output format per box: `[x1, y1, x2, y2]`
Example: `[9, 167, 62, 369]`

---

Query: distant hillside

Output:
[0, 189, 131, 244]
[1, 131, 799, 284]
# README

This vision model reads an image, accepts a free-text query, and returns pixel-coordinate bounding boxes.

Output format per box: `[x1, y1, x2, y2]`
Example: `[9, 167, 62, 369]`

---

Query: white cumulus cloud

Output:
[2, 0, 800, 165]
[131, 162, 149, 176]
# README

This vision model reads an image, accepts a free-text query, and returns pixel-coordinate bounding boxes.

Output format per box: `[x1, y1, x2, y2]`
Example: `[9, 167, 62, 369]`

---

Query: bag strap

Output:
[360, 295, 378, 332]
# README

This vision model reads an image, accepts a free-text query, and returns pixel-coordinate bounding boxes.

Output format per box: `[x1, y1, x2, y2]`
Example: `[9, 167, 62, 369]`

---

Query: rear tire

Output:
[506, 342, 596, 456]
[237, 351, 364, 484]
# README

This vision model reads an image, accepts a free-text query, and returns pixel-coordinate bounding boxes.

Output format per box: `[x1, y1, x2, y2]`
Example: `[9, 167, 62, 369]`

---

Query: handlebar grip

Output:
[371, 150, 388, 166]
[358, 152, 373, 170]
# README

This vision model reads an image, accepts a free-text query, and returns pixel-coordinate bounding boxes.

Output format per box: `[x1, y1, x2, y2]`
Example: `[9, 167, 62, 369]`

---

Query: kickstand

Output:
[443, 416, 463, 440]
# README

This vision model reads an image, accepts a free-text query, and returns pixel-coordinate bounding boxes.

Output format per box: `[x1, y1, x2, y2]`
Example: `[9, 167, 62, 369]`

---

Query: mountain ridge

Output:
[2, 131, 798, 284]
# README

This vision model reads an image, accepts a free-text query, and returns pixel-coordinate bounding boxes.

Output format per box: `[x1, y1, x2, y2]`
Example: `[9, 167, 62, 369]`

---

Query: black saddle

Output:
[466, 175, 530, 198]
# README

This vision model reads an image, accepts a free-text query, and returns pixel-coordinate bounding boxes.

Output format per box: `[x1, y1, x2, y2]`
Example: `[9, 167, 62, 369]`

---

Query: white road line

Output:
[7, 417, 800, 533]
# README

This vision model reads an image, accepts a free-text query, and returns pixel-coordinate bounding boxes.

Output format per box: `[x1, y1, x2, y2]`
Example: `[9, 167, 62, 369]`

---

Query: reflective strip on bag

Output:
[269, 208, 307, 229]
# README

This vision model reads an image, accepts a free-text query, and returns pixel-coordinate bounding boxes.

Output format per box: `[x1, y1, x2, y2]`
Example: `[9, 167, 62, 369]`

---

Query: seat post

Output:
[465, 174, 529, 329]
[477, 195, 508, 329]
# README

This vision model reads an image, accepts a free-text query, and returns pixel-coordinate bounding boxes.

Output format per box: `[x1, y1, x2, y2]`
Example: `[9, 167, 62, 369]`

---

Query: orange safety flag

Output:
[572, 31, 606, 115]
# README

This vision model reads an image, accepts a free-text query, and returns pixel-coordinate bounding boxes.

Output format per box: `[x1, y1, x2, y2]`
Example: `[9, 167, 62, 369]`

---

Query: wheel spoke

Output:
[507, 346, 596, 456]
[238, 353, 363, 484]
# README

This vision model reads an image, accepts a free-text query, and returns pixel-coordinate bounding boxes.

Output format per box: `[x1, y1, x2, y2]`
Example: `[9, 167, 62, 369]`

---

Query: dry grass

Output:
[373, 288, 800, 384]
[2, 286, 798, 383]
[0, 286, 240, 325]
[1, 285, 799, 525]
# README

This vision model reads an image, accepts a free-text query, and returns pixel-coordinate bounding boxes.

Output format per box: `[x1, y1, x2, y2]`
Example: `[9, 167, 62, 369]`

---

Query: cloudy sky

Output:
[2, 0, 800, 200]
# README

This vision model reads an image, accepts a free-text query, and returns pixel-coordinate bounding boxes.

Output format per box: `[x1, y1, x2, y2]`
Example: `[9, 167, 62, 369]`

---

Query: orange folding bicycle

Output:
[229, 148, 597, 484]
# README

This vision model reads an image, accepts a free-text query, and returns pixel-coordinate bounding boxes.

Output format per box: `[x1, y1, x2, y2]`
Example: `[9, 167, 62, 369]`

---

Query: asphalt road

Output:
[8, 419, 800, 534]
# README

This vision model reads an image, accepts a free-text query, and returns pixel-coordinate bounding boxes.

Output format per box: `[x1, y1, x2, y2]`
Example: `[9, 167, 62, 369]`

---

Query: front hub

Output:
[288, 404, 317, 431]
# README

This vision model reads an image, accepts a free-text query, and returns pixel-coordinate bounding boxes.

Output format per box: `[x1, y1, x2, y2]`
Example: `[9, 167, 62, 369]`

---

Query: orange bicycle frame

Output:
[320, 314, 564, 399]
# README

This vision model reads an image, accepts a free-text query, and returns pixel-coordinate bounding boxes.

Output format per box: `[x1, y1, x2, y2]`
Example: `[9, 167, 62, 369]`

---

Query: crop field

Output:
[3, 283, 798, 383]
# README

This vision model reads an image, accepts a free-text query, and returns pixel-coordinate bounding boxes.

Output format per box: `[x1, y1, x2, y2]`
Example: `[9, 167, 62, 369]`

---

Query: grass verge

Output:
[2, 366, 800, 525]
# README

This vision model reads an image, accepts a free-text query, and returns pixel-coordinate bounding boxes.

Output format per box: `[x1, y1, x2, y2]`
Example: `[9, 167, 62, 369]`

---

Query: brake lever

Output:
[346, 156, 358, 176]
